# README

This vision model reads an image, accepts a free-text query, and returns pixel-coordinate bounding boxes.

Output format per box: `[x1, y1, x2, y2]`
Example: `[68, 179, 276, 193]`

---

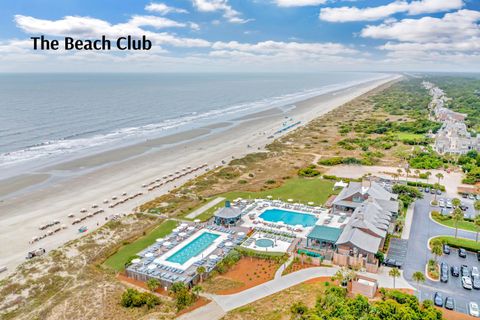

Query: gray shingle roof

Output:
[214, 206, 241, 219]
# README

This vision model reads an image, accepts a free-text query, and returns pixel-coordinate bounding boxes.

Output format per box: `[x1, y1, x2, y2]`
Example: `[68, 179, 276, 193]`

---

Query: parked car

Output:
[451, 265, 460, 277]
[430, 188, 436, 194]
[425, 187, 430, 193]
[446, 201, 452, 208]
[444, 296, 455, 310]
[439, 201, 445, 208]
[440, 262, 449, 283]
[462, 276, 473, 290]
[433, 292, 443, 307]
[469, 301, 480, 317]
[459, 248, 467, 258]
[468, 194, 475, 200]
[462, 193, 468, 198]
[473, 276, 480, 290]
[461, 265, 470, 277]
[436, 189, 442, 195]
[384, 258, 402, 268]
[418, 187, 423, 192]
[472, 266, 479, 277]
[477, 251, 480, 261]
[460, 205, 468, 211]
[443, 244, 450, 254]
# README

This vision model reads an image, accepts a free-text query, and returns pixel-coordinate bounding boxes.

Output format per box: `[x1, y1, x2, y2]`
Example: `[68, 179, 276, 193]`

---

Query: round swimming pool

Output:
[255, 238, 274, 248]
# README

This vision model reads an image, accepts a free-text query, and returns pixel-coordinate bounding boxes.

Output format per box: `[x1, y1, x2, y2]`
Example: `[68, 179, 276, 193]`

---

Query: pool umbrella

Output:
[209, 255, 219, 260]
[187, 226, 195, 231]
[225, 241, 234, 247]
[179, 232, 187, 237]
[237, 232, 245, 236]
[172, 228, 180, 233]
[131, 258, 141, 264]
[295, 224, 303, 229]
[156, 238, 164, 243]
[163, 241, 172, 247]
[145, 253, 154, 258]
[267, 195, 273, 199]
[180, 223, 188, 228]
[308, 202, 314, 205]
[194, 219, 201, 223]
[287, 199, 293, 202]
[148, 264, 156, 270]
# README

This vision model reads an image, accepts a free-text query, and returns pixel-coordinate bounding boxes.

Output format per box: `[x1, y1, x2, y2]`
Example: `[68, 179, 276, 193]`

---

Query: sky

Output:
[0, 0, 479, 72]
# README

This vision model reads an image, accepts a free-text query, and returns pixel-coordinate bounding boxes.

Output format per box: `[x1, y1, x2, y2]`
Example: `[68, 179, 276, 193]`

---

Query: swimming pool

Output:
[255, 238, 274, 247]
[259, 209, 318, 227]
[166, 232, 220, 265]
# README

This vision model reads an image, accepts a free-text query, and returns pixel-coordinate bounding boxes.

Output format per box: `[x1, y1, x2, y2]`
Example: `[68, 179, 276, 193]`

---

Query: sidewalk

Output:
[186, 197, 225, 219]
[401, 203, 414, 240]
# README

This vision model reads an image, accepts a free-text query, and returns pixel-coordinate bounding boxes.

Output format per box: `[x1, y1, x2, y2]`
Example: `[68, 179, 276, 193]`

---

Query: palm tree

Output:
[392, 173, 399, 182]
[146, 278, 160, 292]
[397, 168, 403, 181]
[192, 285, 203, 299]
[451, 198, 461, 208]
[196, 266, 206, 283]
[474, 200, 480, 217]
[414, 169, 420, 184]
[452, 207, 464, 238]
[430, 239, 443, 262]
[425, 171, 432, 184]
[412, 271, 426, 286]
[300, 252, 306, 266]
[389, 267, 401, 288]
[435, 172, 444, 185]
[474, 215, 480, 242]
[405, 168, 411, 182]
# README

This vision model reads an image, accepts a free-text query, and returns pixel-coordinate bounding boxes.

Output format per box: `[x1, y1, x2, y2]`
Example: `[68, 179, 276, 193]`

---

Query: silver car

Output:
[462, 276, 473, 290]
[469, 301, 480, 317]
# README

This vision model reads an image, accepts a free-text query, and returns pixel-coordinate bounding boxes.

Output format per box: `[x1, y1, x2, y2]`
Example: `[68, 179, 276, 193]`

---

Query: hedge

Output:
[430, 236, 480, 252]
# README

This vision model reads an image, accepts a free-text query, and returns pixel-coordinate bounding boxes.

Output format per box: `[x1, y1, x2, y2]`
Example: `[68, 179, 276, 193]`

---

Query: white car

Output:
[462, 276, 473, 290]
[472, 267, 480, 278]
[439, 201, 445, 208]
[469, 302, 479, 317]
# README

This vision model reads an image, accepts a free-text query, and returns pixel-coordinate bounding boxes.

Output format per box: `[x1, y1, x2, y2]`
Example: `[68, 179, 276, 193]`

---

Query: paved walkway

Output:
[186, 197, 225, 219]
[179, 265, 413, 320]
[274, 255, 294, 279]
[401, 203, 415, 240]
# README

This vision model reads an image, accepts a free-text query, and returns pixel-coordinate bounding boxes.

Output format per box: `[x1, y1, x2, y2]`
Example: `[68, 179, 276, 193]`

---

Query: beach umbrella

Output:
[194, 219, 201, 223]
[163, 241, 172, 247]
[225, 241, 234, 247]
[145, 253, 154, 258]
[287, 199, 293, 202]
[172, 227, 180, 233]
[237, 232, 245, 236]
[179, 232, 187, 237]
[209, 254, 219, 260]
[187, 226, 195, 231]
[148, 264, 156, 270]
[180, 223, 188, 228]
[131, 258, 141, 264]
[308, 202, 314, 205]
[156, 238, 164, 243]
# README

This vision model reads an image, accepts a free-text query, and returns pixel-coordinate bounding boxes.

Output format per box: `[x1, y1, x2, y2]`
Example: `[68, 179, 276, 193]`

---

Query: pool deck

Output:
[240, 200, 349, 238]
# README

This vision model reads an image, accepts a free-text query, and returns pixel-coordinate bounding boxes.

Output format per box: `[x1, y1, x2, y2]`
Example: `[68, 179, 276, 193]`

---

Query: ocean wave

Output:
[0, 74, 390, 169]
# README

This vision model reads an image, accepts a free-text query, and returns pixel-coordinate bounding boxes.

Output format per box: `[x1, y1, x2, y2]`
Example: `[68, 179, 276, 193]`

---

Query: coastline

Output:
[0, 74, 401, 278]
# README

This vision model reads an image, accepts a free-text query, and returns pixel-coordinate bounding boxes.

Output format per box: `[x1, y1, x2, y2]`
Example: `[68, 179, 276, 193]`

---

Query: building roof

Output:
[336, 224, 382, 254]
[214, 205, 241, 219]
[307, 225, 342, 243]
[332, 181, 397, 207]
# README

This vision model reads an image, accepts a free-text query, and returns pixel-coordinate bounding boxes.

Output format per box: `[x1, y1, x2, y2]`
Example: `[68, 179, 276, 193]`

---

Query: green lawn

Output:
[393, 132, 424, 140]
[431, 214, 478, 232]
[103, 219, 177, 271]
[430, 236, 480, 252]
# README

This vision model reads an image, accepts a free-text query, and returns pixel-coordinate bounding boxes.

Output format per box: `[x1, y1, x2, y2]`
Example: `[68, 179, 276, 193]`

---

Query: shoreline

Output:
[0, 74, 401, 278]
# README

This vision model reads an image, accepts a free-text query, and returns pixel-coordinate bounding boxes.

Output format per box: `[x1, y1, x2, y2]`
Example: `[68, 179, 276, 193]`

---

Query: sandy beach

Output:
[0, 74, 401, 278]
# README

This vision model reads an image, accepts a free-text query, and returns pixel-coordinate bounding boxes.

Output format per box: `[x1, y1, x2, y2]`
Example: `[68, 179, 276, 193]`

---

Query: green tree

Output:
[474, 200, 480, 217]
[412, 271, 426, 286]
[435, 172, 444, 185]
[389, 267, 401, 289]
[452, 207, 464, 238]
[430, 239, 443, 261]
[192, 285, 203, 299]
[425, 171, 432, 184]
[146, 278, 160, 292]
[405, 168, 411, 182]
[196, 266, 206, 283]
[414, 169, 420, 183]
[451, 197, 461, 208]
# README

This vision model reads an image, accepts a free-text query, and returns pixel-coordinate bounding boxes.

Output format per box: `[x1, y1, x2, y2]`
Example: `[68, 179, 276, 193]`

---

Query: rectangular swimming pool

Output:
[259, 209, 318, 227]
[166, 232, 220, 265]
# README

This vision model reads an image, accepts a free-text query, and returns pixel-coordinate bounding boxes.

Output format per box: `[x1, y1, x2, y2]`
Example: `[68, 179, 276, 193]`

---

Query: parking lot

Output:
[401, 194, 479, 315]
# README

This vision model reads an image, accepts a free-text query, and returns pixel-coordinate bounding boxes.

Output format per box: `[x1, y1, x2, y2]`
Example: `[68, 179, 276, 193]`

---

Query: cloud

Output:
[319, 0, 464, 22]
[192, 0, 251, 23]
[361, 9, 480, 42]
[275, 0, 326, 7]
[145, 3, 188, 15]
[128, 15, 187, 28]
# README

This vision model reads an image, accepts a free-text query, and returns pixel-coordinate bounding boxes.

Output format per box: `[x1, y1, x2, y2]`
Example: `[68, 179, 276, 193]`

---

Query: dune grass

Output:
[103, 219, 177, 271]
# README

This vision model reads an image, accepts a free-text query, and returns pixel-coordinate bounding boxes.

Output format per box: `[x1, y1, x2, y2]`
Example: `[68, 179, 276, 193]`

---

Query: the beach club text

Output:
[31, 35, 152, 51]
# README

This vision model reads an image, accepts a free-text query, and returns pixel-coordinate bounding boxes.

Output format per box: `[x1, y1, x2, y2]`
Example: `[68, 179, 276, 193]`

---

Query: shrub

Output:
[120, 288, 160, 309]
[318, 157, 344, 166]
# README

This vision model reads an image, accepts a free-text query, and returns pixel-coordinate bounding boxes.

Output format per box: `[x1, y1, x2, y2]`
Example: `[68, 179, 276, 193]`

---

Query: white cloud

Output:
[361, 9, 480, 42]
[192, 0, 251, 23]
[319, 0, 464, 22]
[128, 15, 186, 29]
[145, 3, 188, 15]
[275, 0, 326, 7]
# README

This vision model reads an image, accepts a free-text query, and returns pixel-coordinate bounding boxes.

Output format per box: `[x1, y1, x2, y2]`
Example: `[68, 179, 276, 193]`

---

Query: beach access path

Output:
[178, 265, 413, 320]
[186, 197, 225, 219]
[0, 75, 401, 279]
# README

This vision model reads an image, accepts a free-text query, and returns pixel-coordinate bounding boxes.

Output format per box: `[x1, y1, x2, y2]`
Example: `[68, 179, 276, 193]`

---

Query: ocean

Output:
[0, 72, 387, 175]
